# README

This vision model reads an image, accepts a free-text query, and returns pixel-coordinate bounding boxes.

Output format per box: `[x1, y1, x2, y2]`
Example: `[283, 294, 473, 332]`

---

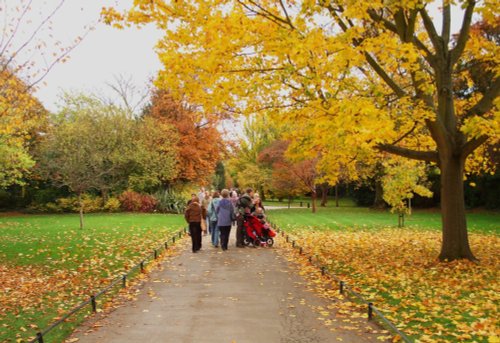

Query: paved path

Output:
[72, 230, 386, 343]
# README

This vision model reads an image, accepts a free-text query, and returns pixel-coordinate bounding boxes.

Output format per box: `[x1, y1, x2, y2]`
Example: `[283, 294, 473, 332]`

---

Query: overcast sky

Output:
[3, 1, 465, 114]
[2, 0, 162, 112]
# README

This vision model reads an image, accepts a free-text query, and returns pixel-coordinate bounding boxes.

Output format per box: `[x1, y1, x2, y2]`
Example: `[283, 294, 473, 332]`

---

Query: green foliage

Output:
[0, 139, 34, 188]
[154, 189, 187, 214]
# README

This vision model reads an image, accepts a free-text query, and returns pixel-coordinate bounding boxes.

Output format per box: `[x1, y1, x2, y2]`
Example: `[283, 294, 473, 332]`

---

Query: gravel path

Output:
[72, 230, 387, 343]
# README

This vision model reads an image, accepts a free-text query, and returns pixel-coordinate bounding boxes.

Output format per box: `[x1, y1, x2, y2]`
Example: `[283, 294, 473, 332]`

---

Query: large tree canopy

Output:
[104, 1, 499, 261]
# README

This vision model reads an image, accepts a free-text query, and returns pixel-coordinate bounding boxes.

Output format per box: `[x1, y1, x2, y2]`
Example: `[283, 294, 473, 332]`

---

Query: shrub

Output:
[79, 194, 102, 213]
[56, 197, 77, 212]
[119, 190, 157, 212]
[154, 189, 186, 214]
[103, 197, 121, 212]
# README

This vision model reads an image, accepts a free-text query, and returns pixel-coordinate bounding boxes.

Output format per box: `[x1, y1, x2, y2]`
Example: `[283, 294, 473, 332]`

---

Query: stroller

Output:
[242, 214, 276, 247]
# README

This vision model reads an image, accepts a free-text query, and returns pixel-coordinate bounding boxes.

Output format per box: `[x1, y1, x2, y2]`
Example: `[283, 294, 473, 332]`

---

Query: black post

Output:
[286, 235, 289, 242]
[292, 241, 295, 248]
[122, 274, 127, 288]
[173, 236, 176, 243]
[140, 261, 145, 273]
[165, 242, 168, 249]
[299, 247, 303, 254]
[36, 332, 44, 343]
[339, 281, 344, 294]
[179, 231, 182, 238]
[307, 202, 310, 208]
[91, 295, 97, 312]
[368, 302, 374, 320]
[154, 249, 158, 259]
[308, 256, 312, 263]
[321, 266, 326, 276]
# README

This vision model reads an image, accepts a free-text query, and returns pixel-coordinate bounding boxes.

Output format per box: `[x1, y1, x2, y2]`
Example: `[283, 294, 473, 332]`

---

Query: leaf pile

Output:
[280, 226, 499, 342]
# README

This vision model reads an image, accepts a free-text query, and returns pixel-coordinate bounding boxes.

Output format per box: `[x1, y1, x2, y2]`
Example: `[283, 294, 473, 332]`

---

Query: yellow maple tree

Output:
[103, 1, 499, 261]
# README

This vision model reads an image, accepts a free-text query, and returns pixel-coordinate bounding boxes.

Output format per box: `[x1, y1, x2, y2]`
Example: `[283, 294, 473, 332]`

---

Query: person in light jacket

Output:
[216, 189, 235, 251]
[207, 191, 221, 247]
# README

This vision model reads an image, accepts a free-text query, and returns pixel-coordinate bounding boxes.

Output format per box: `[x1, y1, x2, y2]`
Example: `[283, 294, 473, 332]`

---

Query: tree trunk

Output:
[438, 154, 476, 261]
[320, 183, 329, 207]
[372, 179, 386, 209]
[311, 191, 317, 213]
[102, 189, 109, 204]
[78, 193, 84, 230]
[335, 184, 339, 207]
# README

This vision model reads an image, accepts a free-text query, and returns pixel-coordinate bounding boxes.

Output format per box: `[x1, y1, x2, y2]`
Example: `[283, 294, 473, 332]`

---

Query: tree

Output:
[144, 89, 223, 185]
[104, 1, 499, 261]
[36, 93, 178, 228]
[0, 69, 47, 187]
[259, 140, 308, 205]
[1, 0, 88, 187]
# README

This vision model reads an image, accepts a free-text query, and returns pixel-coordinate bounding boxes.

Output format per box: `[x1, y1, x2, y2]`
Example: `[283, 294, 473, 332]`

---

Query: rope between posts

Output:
[270, 222, 413, 343]
[27, 228, 187, 343]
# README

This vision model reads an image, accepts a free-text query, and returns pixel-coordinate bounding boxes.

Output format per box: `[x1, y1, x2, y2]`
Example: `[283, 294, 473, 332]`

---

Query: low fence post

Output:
[36, 332, 44, 343]
[321, 266, 326, 276]
[164, 242, 168, 249]
[122, 274, 127, 288]
[292, 240, 295, 248]
[368, 302, 374, 320]
[154, 249, 158, 259]
[339, 281, 344, 294]
[172, 236, 176, 243]
[307, 202, 310, 208]
[90, 295, 97, 313]
[140, 261, 145, 273]
[299, 247, 303, 255]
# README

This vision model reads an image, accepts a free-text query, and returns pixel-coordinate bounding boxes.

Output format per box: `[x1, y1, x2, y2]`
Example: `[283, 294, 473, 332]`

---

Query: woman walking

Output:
[208, 191, 221, 247]
[216, 189, 235, 251]
[184, 197, 207, 253]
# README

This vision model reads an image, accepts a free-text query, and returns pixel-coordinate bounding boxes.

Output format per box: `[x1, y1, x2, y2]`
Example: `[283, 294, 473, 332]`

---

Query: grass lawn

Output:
[0, 212, 185, 343]
[268, 205, 499, 342]
[267, 203, 499, 235]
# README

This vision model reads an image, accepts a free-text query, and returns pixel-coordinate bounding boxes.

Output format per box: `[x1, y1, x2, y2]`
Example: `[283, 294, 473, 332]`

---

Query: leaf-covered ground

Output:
[273, 219, 499, 342]
[0, 213, 185, 343]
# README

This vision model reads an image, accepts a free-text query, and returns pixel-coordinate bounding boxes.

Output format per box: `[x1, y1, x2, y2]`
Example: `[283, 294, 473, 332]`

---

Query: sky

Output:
[2, 1, 465, 114]
[1, 0, 163, 113]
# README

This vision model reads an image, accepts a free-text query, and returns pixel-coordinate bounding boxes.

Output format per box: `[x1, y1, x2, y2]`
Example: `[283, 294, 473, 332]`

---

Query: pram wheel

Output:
[243, 237, 252, 246]
[266, 238, 274, 247]
[253, 239, 261, 247]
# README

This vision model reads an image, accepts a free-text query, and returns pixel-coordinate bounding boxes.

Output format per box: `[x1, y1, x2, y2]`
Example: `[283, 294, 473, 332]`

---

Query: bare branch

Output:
[450, 0, 476, 65]
[462, 135, 488, 158]
[1, 0, 66, 74]
[377, 144, 439, 162]
[442, 2, 451, 48]
[463, 77, 500, 118]
[419, 8, 442, 55]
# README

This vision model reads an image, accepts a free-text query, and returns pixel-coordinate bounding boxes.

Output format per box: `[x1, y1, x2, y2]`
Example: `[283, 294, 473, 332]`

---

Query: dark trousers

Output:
[189, 222, 202, 252]
[219, 226, 231, 250]
[236, 215, 244, 246]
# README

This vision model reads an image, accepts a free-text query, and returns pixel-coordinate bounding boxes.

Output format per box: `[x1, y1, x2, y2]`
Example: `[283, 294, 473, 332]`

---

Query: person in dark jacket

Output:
[216, 189, 234, 251]
[236, 188, 254, 247]
[184, 197, 207, 253]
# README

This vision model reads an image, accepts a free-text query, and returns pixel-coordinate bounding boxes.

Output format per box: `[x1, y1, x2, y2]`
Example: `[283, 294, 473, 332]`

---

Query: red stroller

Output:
[243, 214, 276, 247]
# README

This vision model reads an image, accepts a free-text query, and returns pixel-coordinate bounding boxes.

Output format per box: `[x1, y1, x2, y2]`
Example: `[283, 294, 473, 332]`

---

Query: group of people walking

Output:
[184, 187, 264, 253]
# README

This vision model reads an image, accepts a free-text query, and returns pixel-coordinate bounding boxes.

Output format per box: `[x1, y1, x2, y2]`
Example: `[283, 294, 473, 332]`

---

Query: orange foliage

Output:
[146, 90, 223, 184]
